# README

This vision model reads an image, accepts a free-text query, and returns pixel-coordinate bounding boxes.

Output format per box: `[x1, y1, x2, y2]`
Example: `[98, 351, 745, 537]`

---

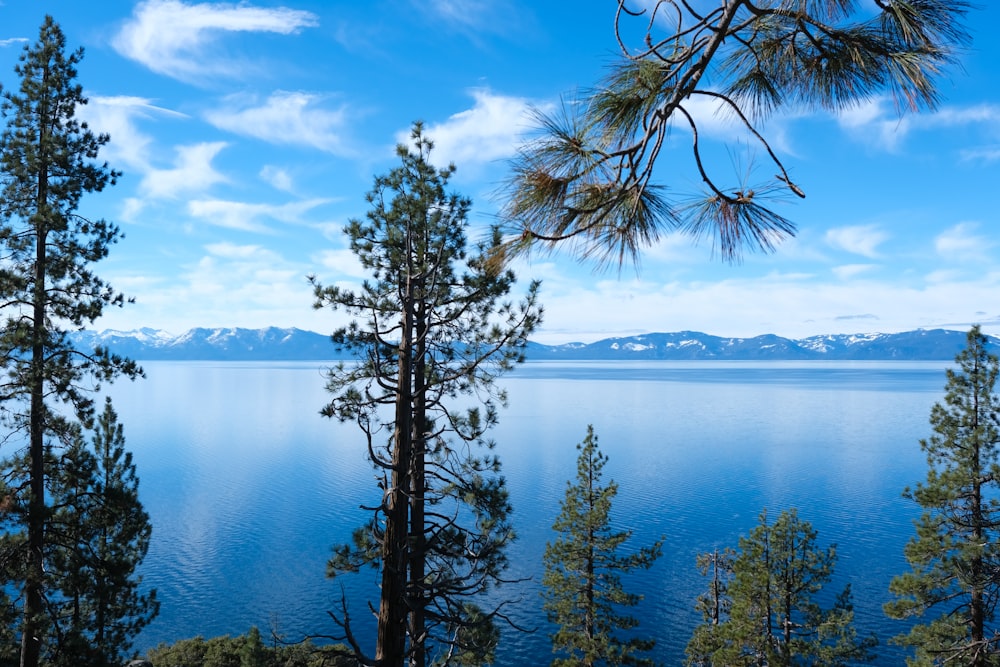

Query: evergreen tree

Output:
[501, 1, 970, 268]
[145, 630, 354, 667]
[47, 397, 157, 666]
[542, 425, 662, 667]
[311, 122, 541, 667]
[239, 626, 267, 667]
[0, 17, 140, 667]
[686, 509, 876, 666]
[885, 325, 1000, 665]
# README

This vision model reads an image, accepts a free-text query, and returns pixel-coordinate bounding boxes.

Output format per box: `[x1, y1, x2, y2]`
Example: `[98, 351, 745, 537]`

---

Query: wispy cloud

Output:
[205, 91, 353, 155]
[834, 313, 879, 322]
[141, 142, 229, 199]
[420, 0, 534, 40]
[175, 243, 311, 325]
[101, 242, 331, 334]
[112, 0, 318, 83]
[79, 96, 187, 172]
[312, 248, 367, 280]
[0, 37, 28, 48]
[935, 222, 993, 263]
[415, 89, 544, 168]
[259, 166, 294, 192]
[960, 146, 1000, 163]
[527, 271, 1000, 344]
[824, 225, 888, 258]
[187, 198, 332, 232]
[837, 97, 1000, 151]
[832, 264, 877, 280]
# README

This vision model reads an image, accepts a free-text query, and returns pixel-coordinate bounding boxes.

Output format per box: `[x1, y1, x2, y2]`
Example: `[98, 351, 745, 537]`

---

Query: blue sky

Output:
[0, 1, 998, 344]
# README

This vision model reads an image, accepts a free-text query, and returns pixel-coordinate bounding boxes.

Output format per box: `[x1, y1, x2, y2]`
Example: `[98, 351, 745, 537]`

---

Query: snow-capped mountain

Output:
[66, 327, 983, 361]
[68, 327, 336, 361]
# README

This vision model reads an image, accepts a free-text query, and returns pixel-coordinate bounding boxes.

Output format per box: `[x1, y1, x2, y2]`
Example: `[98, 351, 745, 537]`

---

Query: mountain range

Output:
[64, 327, 983, 361]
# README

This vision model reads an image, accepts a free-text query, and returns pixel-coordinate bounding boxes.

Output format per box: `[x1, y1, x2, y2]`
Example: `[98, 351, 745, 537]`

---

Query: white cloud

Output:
[642, 231, 708, 266]
[824, 225, 888, 258]
[0, 37, 28, 48]
[178, 244, 310, 324]
[312, 248, 367, 280]
[112, 0, 318, 82]
[422, 0, 528, 38]
[99, 240, 334, 334]
[837, 97, 1000, 151]
[187, 198, 332, 232]
[960, 146, 1000, 163]
[935, 222, 993, 262]
[416, 89, 543, 167]
[205, 91, 352, 155]
[260, 166, 294, 192]
[832, 264, 877, 280]
[837, 98, 910, 151]
[924, 268, 964, 284]
[527, 271, 1000, 344]
[121, 197, 147, 222]
[925, 104, 1000, 126]
[204, 241, 271, 260]
[141, 142, 229, 199]
[79, 96, 186, 172]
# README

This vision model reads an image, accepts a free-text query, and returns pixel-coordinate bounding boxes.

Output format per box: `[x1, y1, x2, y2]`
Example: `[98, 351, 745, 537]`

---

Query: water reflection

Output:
[109, 361, 942, 664]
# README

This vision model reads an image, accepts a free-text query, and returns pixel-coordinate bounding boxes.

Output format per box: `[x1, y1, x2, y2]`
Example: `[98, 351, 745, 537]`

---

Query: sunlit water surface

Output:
[107, 360, 948, 665]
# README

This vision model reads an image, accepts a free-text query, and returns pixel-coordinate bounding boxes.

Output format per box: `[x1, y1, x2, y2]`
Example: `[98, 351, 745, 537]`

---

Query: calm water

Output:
[106, 360, 947, 665]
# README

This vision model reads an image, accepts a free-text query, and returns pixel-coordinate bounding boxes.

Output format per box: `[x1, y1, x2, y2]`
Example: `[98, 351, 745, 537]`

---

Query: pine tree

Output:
[685, 547, 737, 663]
[47, 397, 157, 666]
[0, 17, 141, 667]
[311, 122, 541, 667]
[501, 1, 970, 268]
[885, 326, 1000, 665]
[239, 626, 267, 667]
[542, 425, 662, 667]
[686, 509, 876, 666]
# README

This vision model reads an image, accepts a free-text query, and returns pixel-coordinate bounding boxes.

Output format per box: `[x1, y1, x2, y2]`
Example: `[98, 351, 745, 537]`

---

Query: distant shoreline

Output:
[64, 327, 984, 362]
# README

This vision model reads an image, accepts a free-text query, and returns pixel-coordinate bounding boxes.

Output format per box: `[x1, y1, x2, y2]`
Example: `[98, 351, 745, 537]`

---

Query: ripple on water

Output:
[117, 362, 943, 665]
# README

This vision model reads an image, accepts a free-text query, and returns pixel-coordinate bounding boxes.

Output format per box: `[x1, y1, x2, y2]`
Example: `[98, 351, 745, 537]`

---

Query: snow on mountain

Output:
[65, 327, 985, 361]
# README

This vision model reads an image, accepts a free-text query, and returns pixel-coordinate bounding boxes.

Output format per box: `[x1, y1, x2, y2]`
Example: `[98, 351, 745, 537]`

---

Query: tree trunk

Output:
[377, 286, 413, 667]
[971, 360, 985, 665]
[409, 290, 427, 667]
[20, 61, 50, 667]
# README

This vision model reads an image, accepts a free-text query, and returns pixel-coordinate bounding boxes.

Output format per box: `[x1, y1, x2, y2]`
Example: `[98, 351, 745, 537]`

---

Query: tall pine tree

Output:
[312, 122, 540, 667]
[686, 509, 876, 666]
[0, 17, 141, 667]
[47, 397, 157, 666]
[885, 325, 1000, 665]
[542, 425, 662, 667]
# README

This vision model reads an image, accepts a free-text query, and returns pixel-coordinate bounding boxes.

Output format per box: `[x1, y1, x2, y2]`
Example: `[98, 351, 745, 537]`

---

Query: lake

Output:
[106, 360, 948, 665]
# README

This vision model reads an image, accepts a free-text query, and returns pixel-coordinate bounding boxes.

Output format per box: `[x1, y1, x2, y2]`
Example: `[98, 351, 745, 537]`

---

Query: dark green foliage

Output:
[311, 122, 541, 667]
[885, 326, 1000, 665]
[145, 629, 353, 667]
[47, 397, 157, 666]
[501, 1, 970, 267]
[0, 398, 156, 666]
[542, 425, 662, 667]
[686, 509, 876, 666]
[0, 16, 141, 667]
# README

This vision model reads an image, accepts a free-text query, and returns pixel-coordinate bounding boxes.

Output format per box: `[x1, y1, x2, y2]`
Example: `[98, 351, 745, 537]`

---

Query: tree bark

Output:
[409, 283, 427, 667]
[377, 282, 413, 667]
[20, 59, 50, 667]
